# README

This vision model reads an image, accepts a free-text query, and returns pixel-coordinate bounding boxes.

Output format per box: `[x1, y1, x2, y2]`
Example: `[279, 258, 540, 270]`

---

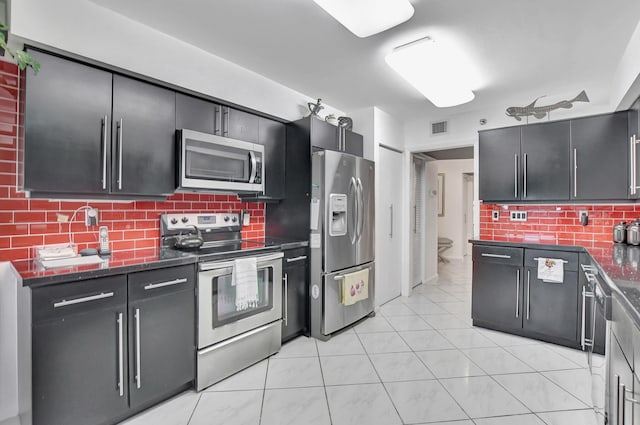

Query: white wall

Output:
[612, 19, 640, 109]
[349, 107, 375, 161]
[435, 159, 474, 260]
[10, 0, 344, 121]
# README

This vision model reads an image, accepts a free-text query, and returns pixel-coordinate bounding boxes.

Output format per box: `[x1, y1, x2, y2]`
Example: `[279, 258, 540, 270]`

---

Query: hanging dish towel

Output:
[233, 257, 258, 311]
[537, 258, 564, 283]
[340, 268, 369, 306]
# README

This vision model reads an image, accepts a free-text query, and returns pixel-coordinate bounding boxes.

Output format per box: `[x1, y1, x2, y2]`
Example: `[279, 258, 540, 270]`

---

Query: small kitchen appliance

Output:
[613, 221, 627, 244]
[160, 213, 282, 390]
[627, 220, 640, 245]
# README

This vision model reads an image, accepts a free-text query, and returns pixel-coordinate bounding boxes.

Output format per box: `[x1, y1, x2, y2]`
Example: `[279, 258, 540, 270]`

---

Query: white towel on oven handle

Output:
[233, 257, 259, 311]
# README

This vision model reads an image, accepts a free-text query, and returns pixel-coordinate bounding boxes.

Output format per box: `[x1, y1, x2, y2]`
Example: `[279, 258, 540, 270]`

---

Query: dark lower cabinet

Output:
[32, 275, 129, 425]
[282, 247, 309, 341]
[31, 265, 196, 425]
[471, 245, 523, 332]
[609, 334, 634, 425]
[127, 265, 195, 409]
[472, 244, 581, 348]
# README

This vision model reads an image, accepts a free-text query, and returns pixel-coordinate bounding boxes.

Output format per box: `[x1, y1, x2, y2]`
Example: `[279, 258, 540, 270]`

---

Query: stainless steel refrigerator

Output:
[309, 150, 375, 340]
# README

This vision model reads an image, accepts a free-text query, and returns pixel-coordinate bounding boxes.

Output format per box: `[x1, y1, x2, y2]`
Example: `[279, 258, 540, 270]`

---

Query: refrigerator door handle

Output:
[356, 178, 364, 242]
[349, 177, 357, 245]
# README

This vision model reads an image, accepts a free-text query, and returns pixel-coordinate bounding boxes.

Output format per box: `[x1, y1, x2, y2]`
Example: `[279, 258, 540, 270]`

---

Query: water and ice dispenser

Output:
[329, 194, 348, 236]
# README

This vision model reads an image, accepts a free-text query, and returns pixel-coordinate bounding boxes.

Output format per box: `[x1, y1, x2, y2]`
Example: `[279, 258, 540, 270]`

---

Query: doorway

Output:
[463, 173, 475, 256]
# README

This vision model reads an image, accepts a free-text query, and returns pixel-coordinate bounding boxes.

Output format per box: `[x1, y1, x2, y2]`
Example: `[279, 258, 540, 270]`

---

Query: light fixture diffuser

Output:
[385, 37, 476, 108]
[313, 0, 415, 38]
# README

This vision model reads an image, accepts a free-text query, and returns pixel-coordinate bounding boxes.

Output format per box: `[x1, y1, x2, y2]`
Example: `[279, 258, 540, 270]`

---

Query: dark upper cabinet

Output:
[310, 117, 339, 151]
[258, 117, 286, 199]
[344, 129, 364, 156]
[176, 93, 216, 134]
[520, 121, 570, 201]
[571, 112, 629, 200]
[224, 107, 260, 143]
[112, 75, 176, 196]
[127, 265, 195, 409]
[629, 99, 640, 199]
[24, 50, 113, 195]
[282, 247, 309, 342]
[23, 49, 177, 198]
[478, 127, 521, 202]
[32, 275, 129, 425]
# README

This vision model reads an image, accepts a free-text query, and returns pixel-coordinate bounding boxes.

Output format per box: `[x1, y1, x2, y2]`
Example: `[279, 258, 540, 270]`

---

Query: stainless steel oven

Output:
[178, 129, 264, 193]
[196, 251, 283, 390]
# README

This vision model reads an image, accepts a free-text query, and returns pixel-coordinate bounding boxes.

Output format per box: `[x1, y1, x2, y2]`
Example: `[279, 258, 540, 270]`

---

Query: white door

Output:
[376, 146, 403, 305]
[411, 158, 424, 287]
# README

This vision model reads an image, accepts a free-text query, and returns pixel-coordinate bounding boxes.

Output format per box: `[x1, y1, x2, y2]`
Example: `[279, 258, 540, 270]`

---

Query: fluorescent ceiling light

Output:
[313, 0, 414, 38]
[385, 37, 476, 108]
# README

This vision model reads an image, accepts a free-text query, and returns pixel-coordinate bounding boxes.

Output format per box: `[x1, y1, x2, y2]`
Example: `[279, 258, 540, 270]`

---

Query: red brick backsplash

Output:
[0, 62, 265, 262]
[479, 202, 637, 256]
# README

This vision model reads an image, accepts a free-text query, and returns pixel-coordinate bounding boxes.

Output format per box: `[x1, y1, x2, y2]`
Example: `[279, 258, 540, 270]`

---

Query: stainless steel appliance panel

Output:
[322, 262, 375, 335]
[178, 129, 264, 193]
[355, 157, 375, 265]
[196, 321, 281, 391]
[198, 252, 283, 349]
[314, 151, 357, 273]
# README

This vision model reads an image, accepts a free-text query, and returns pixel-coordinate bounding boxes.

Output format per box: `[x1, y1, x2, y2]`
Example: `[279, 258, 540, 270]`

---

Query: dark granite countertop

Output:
[13, 238, 309, 288]
[471, 239, 640, 329]
[13, 247, 199, 287]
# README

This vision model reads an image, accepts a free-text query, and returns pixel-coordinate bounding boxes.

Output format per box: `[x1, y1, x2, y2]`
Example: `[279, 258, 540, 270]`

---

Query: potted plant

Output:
[0, 22, 40, 72]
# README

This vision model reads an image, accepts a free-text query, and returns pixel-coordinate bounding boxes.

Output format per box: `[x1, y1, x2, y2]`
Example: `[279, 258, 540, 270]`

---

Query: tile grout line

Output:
[256, 357, 270, 425]
[313, 338, 335, 425]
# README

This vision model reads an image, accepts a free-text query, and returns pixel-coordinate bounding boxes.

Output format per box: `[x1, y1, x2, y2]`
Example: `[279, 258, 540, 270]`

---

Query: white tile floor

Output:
[119, 258, 598, 425]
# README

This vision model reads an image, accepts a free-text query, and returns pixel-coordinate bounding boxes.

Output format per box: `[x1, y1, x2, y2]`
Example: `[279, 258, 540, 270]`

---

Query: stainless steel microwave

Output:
[177, 129, 264, 193]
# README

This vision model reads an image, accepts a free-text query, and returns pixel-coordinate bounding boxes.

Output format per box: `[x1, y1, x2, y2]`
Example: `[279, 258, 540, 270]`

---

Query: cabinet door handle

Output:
[286, 256, 307, 263]
[413, 205, 417, 234]
[117, 312, 124, 397]
[389, 204, 393, 238]
[523, 153, 528, 198]
[215, 106, 222, 135]
[117, 118, 123, 190]
[581, 286, 595, 350]
[632, 136, 638, 195]
[514, 154, 519, 198]
[53, 291, 114, 308]
[223, 107, 229, 136]
[515, 269, 520, 318]
[481, 253, 511, 259]
[135, 308, 141, 389]
[143, 278, 188, 290]
[573, 148, 578, 197]
[283, 273, 288, 327]
[102, 115, 108, 190]
[616, 374, 621, 425]
[526, 270, 530, 320]
[621, 382, 627, 425]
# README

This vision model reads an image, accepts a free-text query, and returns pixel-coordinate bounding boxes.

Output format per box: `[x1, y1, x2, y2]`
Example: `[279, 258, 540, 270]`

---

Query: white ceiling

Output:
[90, 0, 640, 123]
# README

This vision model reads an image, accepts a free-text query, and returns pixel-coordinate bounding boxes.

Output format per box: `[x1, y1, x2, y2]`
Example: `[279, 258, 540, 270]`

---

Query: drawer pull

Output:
[144, 278, 188, 290]
[53, 292, 114, 308]
[481, 253, 511, 259]
[533, 257, 568, 263]
[286, 255, 308, 263]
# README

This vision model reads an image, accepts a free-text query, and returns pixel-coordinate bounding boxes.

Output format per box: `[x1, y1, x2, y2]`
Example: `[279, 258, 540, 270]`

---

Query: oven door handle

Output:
[199, 252, 284, 271]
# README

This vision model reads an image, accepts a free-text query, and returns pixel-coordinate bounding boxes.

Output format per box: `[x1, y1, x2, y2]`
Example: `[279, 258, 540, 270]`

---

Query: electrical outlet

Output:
[510, 211, 528, 222]
[492, 210, 499, 221]
[85, 208, 99, 226]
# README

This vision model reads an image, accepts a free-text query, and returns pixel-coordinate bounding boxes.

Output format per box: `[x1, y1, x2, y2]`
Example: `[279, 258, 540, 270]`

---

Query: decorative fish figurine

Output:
[506, 90, 589, 121]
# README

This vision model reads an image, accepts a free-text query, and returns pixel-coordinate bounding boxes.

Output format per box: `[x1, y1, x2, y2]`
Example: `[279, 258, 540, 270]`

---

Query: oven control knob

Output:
[181, 217, 189, 223]
[170, 218, 178, 225]
[232, 216, 238, 223]
[224, 215, 230, 222]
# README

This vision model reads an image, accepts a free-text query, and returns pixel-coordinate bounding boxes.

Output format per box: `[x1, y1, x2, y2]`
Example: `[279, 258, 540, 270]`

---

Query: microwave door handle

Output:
[249, 151, 257, 183]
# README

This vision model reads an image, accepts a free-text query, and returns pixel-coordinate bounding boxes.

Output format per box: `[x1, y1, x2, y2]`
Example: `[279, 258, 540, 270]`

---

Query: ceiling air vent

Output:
[431, 120, 448, 135]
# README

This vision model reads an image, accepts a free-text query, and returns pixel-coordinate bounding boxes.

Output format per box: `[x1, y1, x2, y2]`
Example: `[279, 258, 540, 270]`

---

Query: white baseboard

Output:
[423, 274, 438, 285]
